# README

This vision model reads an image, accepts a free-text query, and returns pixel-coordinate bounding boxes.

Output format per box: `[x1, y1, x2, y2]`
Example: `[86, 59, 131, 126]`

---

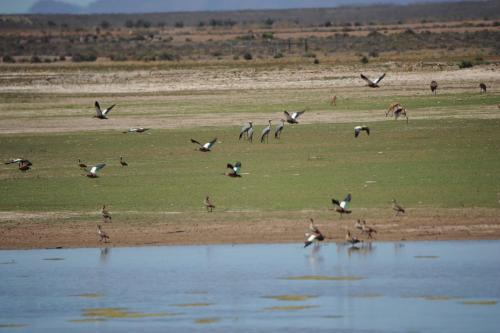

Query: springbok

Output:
[204, 196, 215, 212]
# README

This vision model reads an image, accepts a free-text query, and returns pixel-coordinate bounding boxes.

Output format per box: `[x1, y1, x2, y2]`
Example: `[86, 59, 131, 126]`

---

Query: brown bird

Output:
[392, 199, 405, 216]
[345, 230, 361, 245]
[430, 80, 438, 95]
[120, 156, 128, 167]
[101, 205, 112, 223]
[361, 220, 377, 239]
[360, 73, 385, 88]
[78, 159, 87, 169]
[331, 194, 352, 218]
[97, 225, 110, 243]
[18, 161, 31, 172]
[479, 83, 487, 93]
[204, 196, 215, 212]
[355, 219, 364, 232]
[304, 218, 325, 248]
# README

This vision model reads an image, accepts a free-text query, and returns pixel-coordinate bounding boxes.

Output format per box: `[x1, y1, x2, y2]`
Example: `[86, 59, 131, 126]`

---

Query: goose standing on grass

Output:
[18, 160, 31, 172]
[479, 83, 487, 93]
[331, 194, 352, 217]
[260, 120, 272, 143]
[123, 128, 149, 133]
[392, 199, 405, 216]
[120, 156, 128, 167]
[361, 220, 377, 239]
[274, 119, 285, 139]
[354, 125, 370, 138]
[430, 80, 438, 95]
[284, 110, 305, 124]
[5, 158, 32, 166]
[78, 159, 87, 169]
[94, 101, 115, 119]
[97, 225, 110, 243]
[204, 196, 215, 212]
[101, 205, 112, 223]
[346, 230, 361, 245]
[85, 163, 106, 178]
[239, 122, 253, 141]
[191, 138, 217, 152]
[360, 73, 385, 88]
[304, 218, 325, 248]
[226, 161, 242, 177]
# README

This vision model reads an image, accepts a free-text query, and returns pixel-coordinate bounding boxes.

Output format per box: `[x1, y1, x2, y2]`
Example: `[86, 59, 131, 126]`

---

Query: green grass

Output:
[0, 118, 499, 214]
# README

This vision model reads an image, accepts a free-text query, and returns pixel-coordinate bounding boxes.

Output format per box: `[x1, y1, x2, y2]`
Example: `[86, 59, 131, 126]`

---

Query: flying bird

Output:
[120, 156, 128, 167]
[430, 80, 438, 95]
[239, 122, 253, 141]
[5, 158, 32, 166]
[392, 199, 405, 216]
[354, 125, 370, 138]
[94, 101, 115, 119]
[85, 163, 106, 178]
[226, 161, 242, 177]
[191, 138, 217, 152]
[260, 120, 272, 143]
[360, 73, 386, 88]
[304, 218, 325, 248]
[97, 225, 110, 243]
[284, 110, 305, 124]
[274, 119, 285, 139]
[101, 205, 112, 223]
[204, 196, 215, 212]
[331, 194, 352, 217]
[123, 128, 149, 133]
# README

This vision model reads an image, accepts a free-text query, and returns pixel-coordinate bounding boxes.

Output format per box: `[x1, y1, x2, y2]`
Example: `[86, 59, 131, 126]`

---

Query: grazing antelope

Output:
[386, 102, 401, 117]
[330, 95, 337, 106]
[78, 159, 87, 169]
[284, 110, 305, 124]
[360, 73, 386, 88]
[345, 230, 361, 245]
[97, 225, 110, 243]
[85, 163, 106, 178]
[239, 122, 253, 141]
[394, 106, 409, 123]
[94, 101, 115, 119]
[120, 156, 128, 167]
[204, 196, 215, 212]
[361, 220, 377, 239]
[354, 125, 370, 138]
[191, 138, 217, 152]
[331, 194, 352, 217]
[304, 218, 325, 248]
[226, 161, 242, 177]
[260, 120, 271, 143]
[101, 205, 112, 223]
[430, 80, 438, 95]
[479, 83, 487, 93]
[123, 128, 149, 133]
[392, 199, 405, 216]
[274, 119, 285, 139]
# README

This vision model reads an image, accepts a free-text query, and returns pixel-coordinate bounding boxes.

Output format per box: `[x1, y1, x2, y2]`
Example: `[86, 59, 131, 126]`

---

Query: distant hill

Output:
[30, 0, 83, 14]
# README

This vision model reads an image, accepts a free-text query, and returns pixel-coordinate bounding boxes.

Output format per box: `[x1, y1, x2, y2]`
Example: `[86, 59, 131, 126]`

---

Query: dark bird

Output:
[94, 101, 115, 119]
[260, 120, 272, 143]
[360, 73, 386, 88]
[85, 163, 106, 178]
[226, 161, 242, 177]
[274, 119, 285, 139]
[120, 156, 128, 167]
[191, 138, 217, 152]
[361, 220, 377, 239]
[430, 80, 438, 95]
[354, 125, 370, 138]
[304, 218, 325, 248]
[97, 225, 110, 243]
[123, 128, 149, 133]
[239, 122, 253, 141]
[101, 205, 112, 223]
[392, 199, 405, 216]
[204, 196, 215, 212]
[346, 230, 361, 245]
[78, 159, 87, 169]
[284, 110, 305, 124]
[331, 194, 352, 217]
[18, 160, 31, 172]
[479, 83, 487, 93]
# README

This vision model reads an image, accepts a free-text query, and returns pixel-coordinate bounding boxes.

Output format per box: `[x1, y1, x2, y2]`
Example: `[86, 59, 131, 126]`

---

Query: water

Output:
[1, 241, 499, 332]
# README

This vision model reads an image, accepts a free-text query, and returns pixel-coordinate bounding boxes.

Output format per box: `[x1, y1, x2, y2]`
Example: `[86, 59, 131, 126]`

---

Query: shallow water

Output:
[1, 241, 499, 332]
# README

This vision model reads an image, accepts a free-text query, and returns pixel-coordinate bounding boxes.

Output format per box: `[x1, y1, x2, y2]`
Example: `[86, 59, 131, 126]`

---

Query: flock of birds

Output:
[4, 73, 489, 244]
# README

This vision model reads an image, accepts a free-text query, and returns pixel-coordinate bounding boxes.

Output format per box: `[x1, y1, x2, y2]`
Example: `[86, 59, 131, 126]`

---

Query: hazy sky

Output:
[0, 0, 94, 13]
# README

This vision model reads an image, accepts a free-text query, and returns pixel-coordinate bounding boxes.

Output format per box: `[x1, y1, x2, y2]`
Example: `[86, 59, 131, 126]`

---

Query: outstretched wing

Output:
[364, 126, 370, 135]
[95, 101, 103, 117]
[354, 127, 361, 137]
[90, 163, 106, 174]
[360, 74, 374, 85]
[373, 73, 386, 84]
[102, 104, 116, 116]
[292, 110, 305, 120]
[283, 111, 293, 122]
[204, 138, 217, 150]
[341, 194, 352, 209]
[331, 198, 341, 208]
[191, 139, 202, 147]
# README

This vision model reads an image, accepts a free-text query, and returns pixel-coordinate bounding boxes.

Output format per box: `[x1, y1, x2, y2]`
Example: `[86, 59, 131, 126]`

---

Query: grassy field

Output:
[1, 117, 499, 215]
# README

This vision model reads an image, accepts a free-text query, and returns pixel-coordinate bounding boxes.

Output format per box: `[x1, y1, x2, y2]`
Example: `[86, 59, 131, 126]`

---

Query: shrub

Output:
[2, 55, 16, 63]
[313, 58, 320, 64]
[175, 21, 184, 28]
[157, 52, 178, 61]
[458, 60, 473, 69]
[243, 52, 252, 60]
[262, 32, 274, 39]
[100, 21, 110, 29]
[30, 55, 42, 63]
[369, 50, 379, 58]
[273, 52, 284, 59]
[360, 56, 369, 64]
[264, 18, 274, 26]
[72, 53, 97, 62]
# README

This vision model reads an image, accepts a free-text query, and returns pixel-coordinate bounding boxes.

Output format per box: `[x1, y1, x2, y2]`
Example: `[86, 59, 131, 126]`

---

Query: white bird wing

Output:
[373, 73, 386, 84]
[95, 101, 103, 117]
[340, 201, 348, 209]
[306, 233, 317, 242]
[90, 163, 106, 174]
[360, 74, 374, 85]
[102, 104, 115, 116]
[203, 138, 217, 150]
[292, 110, 305, 120]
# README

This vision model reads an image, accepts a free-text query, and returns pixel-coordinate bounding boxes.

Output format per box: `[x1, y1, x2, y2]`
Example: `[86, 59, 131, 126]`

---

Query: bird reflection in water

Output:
[345, 242, 376, 257]
[99, 247, 110, 264]
[306, 243, 324, 269]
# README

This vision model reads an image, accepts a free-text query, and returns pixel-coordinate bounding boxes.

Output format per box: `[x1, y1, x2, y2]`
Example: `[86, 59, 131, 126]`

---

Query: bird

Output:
[360, 73, 386, 88]
[392, 199, 405, 216]
[101, 205, 112, 223]
[85, 163, 106, 178]
[345, 230, 361, 245]
[247, 126, 254, 142]
[260, 120, 272, 143]
[274, 119, 285, 139]
[123, 128, 149, 133]
[18, 160, 31, 172]
[93, 101, 115, 119]
[239, 122, 253, 141]
[97, 225, 110, 243]
[78, 159, 87, 169]
[5, 158, 32, 166]
[394, 106, 409, 123]
[226, 161, 242, 177]
[361, 220, 377, 239]
[120, 156, 128, 167]
[331, 194, 352, 217]
[430, 80, 438, 95]
[304, 218, 325, 248]
[479, 83, 487, 93]
[204, 196, 215, 212]
[354, 125, 370, 138]
[191, 138, 217, 152]
[284, 110, 305, 124]
[355, 219, 364, 232]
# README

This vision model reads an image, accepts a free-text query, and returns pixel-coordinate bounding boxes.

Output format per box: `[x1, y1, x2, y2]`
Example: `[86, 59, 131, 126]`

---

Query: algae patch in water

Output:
[0, 324, 28, 328]
[195, 318, 219, 324]
[414, 256, 439, 259]
[43, 257, 65, 261]
[461, 300, 497, 305]
[72, 293, 103, 299]
[69, 318, 108, 323]
[281, 275, 365, 281]
[81, 307, 177, 319]
[324, 315, 344, 319]
[262, 295, 317, 301]
[421, 295, 462, 301]
[350, 292, 383, 298]
[174, 303, 213, 308]
[264, 305, 318, 311]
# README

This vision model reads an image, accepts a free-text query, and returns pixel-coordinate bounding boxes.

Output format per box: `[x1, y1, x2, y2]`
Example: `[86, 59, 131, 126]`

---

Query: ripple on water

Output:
[173, 303, 213, 308]
[263, 305, 318, 311]
[71, 293, 103, 299]
[0, 324, 28, 328]
[414, 256, 439, 259]
[43, 258, 65, 261]
[461, 300, 497, 306]
[262, 295, 317, 301]
[281, 275, 365, 281]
